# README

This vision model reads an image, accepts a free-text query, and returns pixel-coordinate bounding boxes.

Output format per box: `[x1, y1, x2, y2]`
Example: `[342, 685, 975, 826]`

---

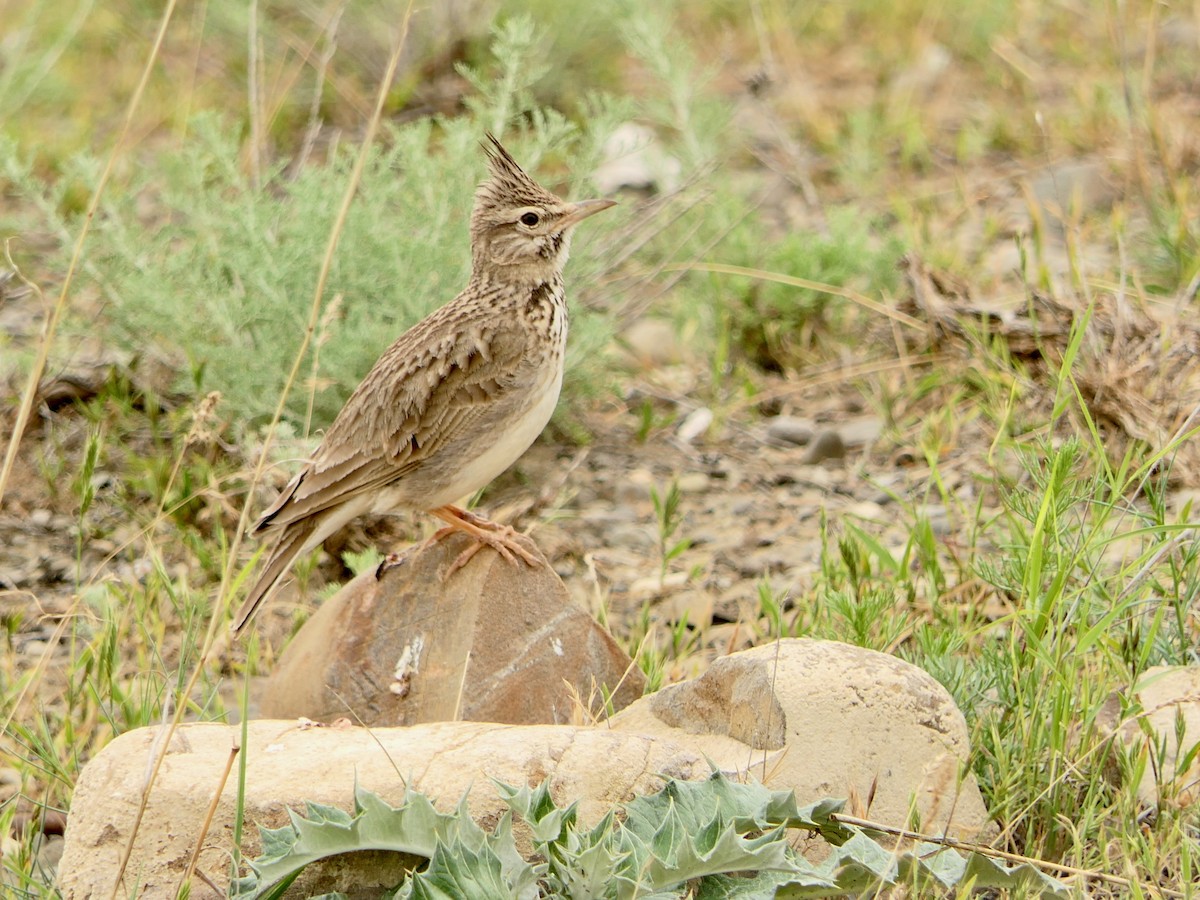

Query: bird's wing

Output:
[256, 309, 532, 531]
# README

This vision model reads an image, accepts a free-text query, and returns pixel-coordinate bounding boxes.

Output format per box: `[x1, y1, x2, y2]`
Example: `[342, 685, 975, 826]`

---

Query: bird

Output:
[232, 134, 615, 634]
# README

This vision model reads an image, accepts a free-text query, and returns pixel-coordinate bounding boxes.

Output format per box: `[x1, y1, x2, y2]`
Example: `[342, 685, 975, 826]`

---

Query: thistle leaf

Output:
[400, 833, 539, 900]
[233, 772, 1067, 899]
[817, 833, 1069, 897]
[231, 783, 486, 899]
[494, 778, 578, 845]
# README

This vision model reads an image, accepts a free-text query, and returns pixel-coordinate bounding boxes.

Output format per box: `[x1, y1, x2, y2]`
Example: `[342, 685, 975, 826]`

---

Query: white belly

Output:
[411, 365, 563, 509]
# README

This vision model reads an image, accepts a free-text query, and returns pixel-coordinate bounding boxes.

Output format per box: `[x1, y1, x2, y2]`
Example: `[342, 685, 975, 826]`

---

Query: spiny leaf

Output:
[621, 771, 851, 845]
[646, 797, 685, 866]
[614, 774, 838, 893]
[400, 834, 539, 900]
[231, 783, 483, 899]
[817, 833, 1069, 897]
[698, 870, 839, 899]
[254, 823, 299, 863]
[353, 783, 489, 856]
[234, 775, 1068, 899]
[637, 821, 809, 889]
[494, 779, 577, 844]
[543, 810, 634, 900]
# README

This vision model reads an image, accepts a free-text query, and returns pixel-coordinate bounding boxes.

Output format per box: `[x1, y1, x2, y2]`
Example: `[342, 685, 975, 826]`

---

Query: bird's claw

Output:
[422, 505, 542, 578]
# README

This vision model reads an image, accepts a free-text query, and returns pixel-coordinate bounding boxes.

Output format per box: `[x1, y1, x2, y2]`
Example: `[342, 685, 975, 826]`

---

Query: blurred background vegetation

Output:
[4, 0, 1194, 429]
[3, 0, 1200, 895]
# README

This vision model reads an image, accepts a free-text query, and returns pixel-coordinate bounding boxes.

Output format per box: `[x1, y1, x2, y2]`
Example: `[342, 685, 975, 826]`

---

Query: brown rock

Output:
[800, 429, 846, 464]
[260, 532, 643, 725]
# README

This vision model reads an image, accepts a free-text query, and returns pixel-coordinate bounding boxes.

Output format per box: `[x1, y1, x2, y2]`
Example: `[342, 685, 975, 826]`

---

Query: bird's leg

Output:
[426, 505, 541, 574]
[446, 506, 502, 530]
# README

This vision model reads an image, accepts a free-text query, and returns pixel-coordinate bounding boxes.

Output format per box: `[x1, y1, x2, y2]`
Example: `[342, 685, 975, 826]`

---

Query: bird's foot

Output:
[427, 505, 541, 576]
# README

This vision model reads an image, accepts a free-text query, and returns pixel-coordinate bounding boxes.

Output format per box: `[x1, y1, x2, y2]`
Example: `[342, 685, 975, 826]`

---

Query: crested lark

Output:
[233, 135, 614, 633]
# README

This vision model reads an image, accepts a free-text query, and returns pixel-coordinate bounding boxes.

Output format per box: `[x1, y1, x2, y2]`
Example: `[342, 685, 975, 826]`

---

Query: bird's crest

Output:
[477, 134, 561, 209]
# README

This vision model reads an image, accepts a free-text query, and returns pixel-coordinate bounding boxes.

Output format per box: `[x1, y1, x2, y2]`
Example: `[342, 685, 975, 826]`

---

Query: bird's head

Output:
[469, 134, 615, 283]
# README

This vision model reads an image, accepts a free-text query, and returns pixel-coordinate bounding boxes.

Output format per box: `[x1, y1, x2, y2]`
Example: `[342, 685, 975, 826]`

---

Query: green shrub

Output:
[715, 207, 903, 372]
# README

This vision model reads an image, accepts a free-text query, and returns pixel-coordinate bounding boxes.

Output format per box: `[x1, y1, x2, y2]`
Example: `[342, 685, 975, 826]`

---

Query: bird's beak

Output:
[556, 198, 617, 230]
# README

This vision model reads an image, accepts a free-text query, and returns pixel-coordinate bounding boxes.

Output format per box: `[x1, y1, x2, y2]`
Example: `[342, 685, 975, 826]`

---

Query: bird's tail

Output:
[232, 520, 318, 634]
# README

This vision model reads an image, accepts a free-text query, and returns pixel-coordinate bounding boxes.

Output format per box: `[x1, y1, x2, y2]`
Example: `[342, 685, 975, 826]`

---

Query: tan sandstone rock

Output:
[58, 640, 994, 897]
[56, 720, 718, 899]
[261, 532, 644, 725]
[610, 639, 994, 843]
[1098, 664, 1200, 808]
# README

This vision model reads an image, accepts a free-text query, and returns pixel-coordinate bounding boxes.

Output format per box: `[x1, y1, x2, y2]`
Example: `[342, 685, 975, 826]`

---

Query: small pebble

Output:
[621, 318, 687, 367]
[0, 767, 21, 802]
[660, 590, 715, 628]
[801, 430, 846, 464]
[765, 416, 816, 446]
[920, 505, 952, 535]
[725, 548, 792, 578]
[689, 530, 723, 548]
[89, 472, 115, 492]
[577, 504, 638, 525]
[606, 524, 656, 551]
[593, 122, 682, 194]
[37, 834, 65, 872]
[844, 501, 885, 521]
[676, 407, 713, 444]
[617, 469, 654, 504]
[629, 571, 690, 602]
[797, 467, 834, 489]
[839, 416, 885, 447]
[29, 509, 52, 528]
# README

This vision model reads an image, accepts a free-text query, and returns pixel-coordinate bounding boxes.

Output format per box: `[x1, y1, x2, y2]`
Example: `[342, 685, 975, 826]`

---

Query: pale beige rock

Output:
[1098, 665, 1200, 808]
[765, 415, 816, 447]
[56, 720, 715, 900]
[592, 122, 682, 194]
[610, 639, 994, 842]
[261, 532, 644, 725]
[59, 640, 995, 897]
[838, 415, 885, 448]
[1029, 160, 1115, 218]
[618, 317, 689, 368]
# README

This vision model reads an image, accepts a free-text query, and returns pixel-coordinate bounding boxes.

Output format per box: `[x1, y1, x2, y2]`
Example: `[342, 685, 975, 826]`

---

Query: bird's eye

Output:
[519, 212, 540, 227]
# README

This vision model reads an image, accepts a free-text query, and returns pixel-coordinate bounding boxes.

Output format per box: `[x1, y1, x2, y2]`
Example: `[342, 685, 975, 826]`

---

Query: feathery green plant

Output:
[1, 19, 634, 431]
[650, 478, 692, 583]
